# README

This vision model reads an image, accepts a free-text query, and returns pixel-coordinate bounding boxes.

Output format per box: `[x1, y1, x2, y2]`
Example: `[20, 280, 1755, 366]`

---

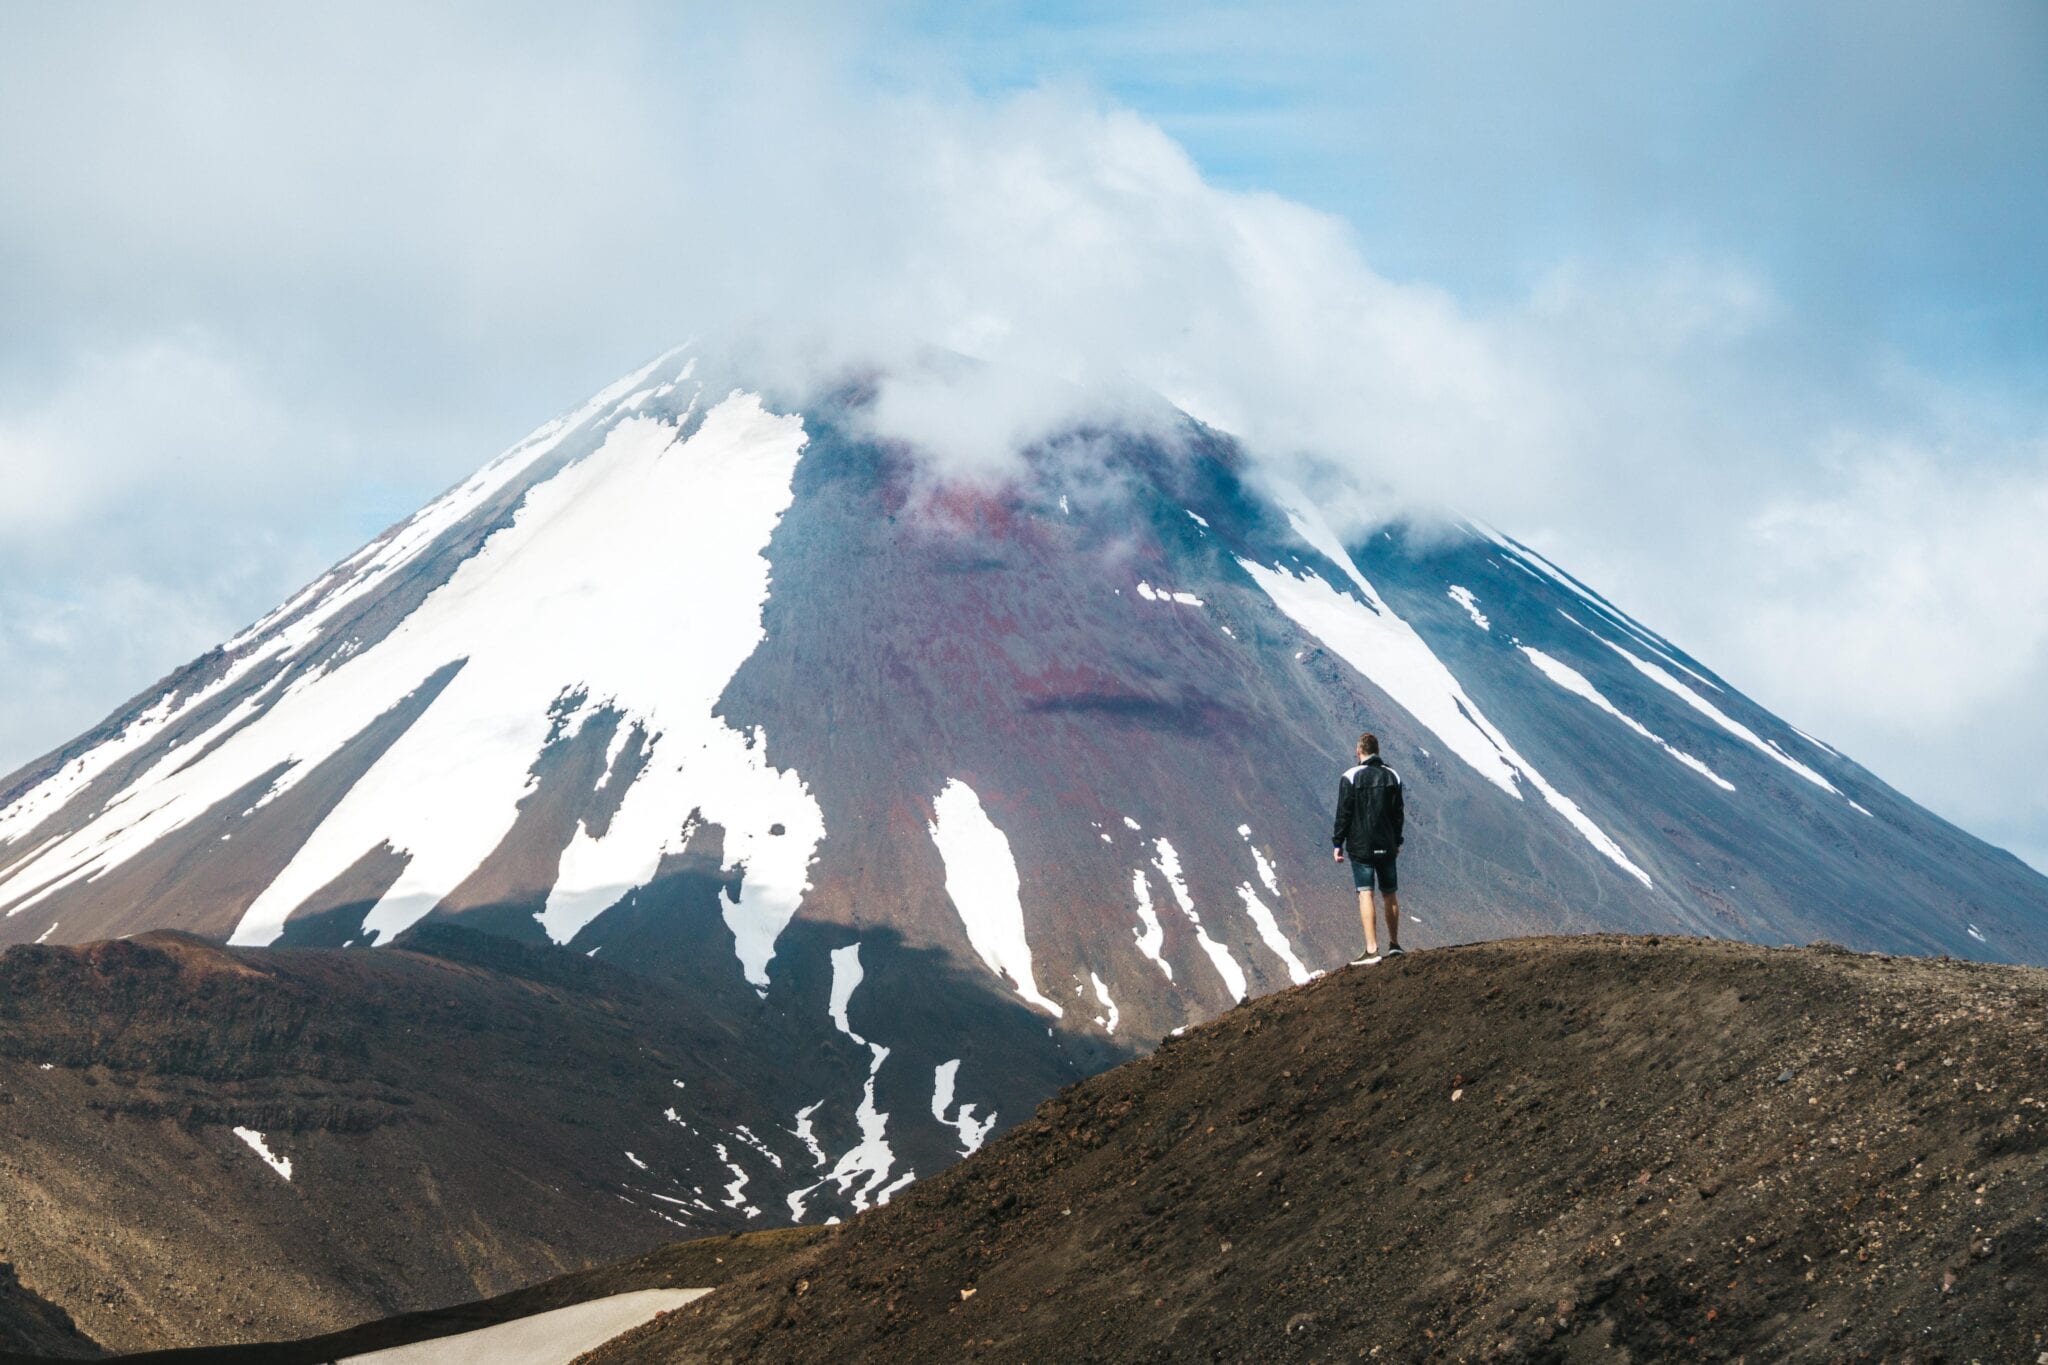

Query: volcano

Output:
[3, 346, 2045, 1244]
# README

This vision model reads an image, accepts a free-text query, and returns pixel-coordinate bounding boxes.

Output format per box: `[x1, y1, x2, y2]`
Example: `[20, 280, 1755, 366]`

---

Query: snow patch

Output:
[1237, 824, 1281, 895]
[1235, 883, 1311, 984]
[793, 941, 902, 1217]
[1484, 528, 1719, 688]
[821, 1047, 898, 1214]
[1519, 646, 1734, 792]
[1151, 837, 1247, 1000]
[791, 1101, 827, 1169]
[731, 1125, 783, 1170]
[828, 943, 867, 1043]
[1186, 510, 1210, 528]
[1089, 971, 1120, 1034]
[0, 692, 178, 853]
[927, 779, 1062, 1016]
[1129, 868, 1172, 980]
[711, 1143, 760, 1218]
[232, 1127, 292, 1181]
[1791, 725, 1841, 757]
[1135, 581, 1205, 606]
[931, 1059, 999, 1156]
[1447, 585, 1490, 630]
[1600, 638, 1840, 795]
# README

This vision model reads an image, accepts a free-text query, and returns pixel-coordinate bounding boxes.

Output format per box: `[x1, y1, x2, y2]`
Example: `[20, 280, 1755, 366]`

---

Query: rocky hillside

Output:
[0, 1263, 98, 1361]
[0, 928, 1081, 1353]
[590, 936, 2048, 1362]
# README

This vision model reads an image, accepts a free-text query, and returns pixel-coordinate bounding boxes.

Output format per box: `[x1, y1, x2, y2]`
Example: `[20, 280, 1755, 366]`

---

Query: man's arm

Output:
[1391, 775, 1405, 848]
[1332, 774, 1354, 856]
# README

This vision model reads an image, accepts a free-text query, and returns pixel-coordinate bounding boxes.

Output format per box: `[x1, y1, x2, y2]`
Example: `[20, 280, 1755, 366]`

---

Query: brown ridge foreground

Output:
[581, 936, 2048, 1363]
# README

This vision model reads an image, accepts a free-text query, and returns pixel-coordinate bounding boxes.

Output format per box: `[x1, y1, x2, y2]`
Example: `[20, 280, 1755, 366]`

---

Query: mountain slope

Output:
[1, 347, 2044, 1241]
[86, 1227, 829, 1365]
[0, 1262, 98, 1361]
[0, 927, 1080, 1352]
[586, 937, 2048, 1363]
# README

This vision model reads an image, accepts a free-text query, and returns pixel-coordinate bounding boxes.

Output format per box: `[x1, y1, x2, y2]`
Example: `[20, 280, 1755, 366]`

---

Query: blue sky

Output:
[908, 1, 2048, 384]
[2, 1, 2045, 868]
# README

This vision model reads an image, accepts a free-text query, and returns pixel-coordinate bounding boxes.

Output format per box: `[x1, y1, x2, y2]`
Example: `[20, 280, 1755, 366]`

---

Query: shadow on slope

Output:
[0, 920, 1098, 1354]
[0, 1264, 99, 1362]
[56, 1226, 831, 1365]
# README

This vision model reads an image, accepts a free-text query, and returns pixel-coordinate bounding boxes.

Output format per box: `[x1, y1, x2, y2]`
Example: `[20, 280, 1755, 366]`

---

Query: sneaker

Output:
[1385, 945, 1406, 957]
[1348, 953, 1382, 967]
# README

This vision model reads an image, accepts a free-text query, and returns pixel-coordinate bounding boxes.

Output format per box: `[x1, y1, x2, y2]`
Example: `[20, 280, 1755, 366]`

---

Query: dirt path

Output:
[340, 1288, 707, 1364]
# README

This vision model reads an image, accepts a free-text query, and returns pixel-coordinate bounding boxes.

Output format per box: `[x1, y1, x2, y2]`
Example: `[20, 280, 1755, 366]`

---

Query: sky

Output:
[2, 1, 2045, 870]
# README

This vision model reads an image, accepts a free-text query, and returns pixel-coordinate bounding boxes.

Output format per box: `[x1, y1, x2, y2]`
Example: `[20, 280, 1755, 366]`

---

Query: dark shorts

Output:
[1350, 851, 1399, 893]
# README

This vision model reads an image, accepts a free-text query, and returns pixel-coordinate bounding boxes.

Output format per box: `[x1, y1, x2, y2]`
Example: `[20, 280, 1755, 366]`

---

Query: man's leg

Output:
[1381, 890, 1401, 951]
[1356, 889, 1379, 957]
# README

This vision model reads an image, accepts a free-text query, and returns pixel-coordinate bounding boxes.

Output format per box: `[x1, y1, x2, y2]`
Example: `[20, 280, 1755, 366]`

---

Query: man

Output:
[1332, 731, 1404, 965]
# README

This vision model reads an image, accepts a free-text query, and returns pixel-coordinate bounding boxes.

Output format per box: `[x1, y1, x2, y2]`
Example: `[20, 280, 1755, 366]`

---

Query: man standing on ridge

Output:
[1333, 731, 1404, 966]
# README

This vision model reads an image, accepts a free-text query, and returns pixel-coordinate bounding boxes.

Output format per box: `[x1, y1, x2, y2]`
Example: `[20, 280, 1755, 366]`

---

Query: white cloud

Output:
[0, 4, 2042, 869]
[1736, 439, 2048, 725]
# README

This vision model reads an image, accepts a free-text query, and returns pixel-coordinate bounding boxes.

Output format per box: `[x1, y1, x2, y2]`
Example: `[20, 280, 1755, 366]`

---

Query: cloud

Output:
[1737, 439, 2048, 726]
[0, 3, 2042, 868]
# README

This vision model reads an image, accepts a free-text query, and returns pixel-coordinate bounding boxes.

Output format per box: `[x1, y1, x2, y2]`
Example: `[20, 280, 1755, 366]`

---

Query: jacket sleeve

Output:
[1332, 775, 1354, 849]
[1392, 775, 1405, 847]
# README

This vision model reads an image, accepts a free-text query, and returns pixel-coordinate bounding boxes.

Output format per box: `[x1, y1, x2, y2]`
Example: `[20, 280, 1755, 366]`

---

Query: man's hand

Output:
[1332, 847, 1345, 863]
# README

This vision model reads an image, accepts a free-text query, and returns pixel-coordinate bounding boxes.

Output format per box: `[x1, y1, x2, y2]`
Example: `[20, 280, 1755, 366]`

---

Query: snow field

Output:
[927, 779, 1063, 1016]
[1519, 646, 1734, 791]
[1244, 504, 1651, 888]
[1, 381, 832, 993]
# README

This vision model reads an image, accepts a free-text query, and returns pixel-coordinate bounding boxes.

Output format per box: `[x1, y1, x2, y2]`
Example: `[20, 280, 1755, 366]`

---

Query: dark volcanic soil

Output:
[0, 927, 836, 1352]
[585, 936, 2048, 1363]
[0, 1262, 98, 1360]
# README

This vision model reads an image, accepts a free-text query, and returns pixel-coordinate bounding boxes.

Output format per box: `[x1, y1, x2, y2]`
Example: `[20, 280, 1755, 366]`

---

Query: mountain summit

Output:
[2, 345, 2044, 1230]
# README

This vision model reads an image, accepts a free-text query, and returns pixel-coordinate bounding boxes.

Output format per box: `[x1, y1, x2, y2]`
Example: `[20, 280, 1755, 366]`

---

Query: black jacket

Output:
[1333, 756, 1404, 859]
